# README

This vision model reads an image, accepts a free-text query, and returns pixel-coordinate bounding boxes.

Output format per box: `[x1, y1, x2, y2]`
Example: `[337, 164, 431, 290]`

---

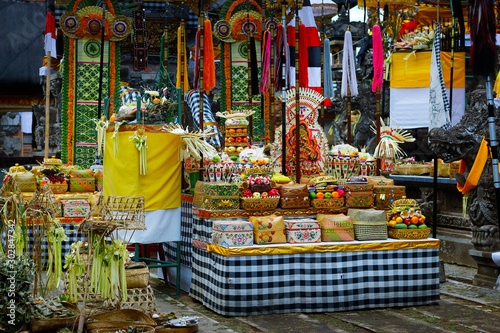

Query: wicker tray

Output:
[126, 266, 150, 288]
[49, 182, 68, 194]
[388, 227, 431, 239]
[240, 197, 280, 211]
[86, 309, 157, 333]
[226, 141, 249, 147]
[311, 198, 344, 209]
[226, 124, 247, 129]
[155, 326, 199, 333]
[30, 302, 80, 333]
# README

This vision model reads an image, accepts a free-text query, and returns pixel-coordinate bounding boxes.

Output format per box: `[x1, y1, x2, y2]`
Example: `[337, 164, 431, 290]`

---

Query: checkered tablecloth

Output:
[163, 196, 194, 267]
[26, 222, 86, 265]
[190, 246, 440, 316]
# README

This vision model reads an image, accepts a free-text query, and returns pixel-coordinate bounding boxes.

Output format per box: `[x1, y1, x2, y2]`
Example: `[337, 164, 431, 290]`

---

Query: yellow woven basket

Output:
[311, 198, 344, 209]
[126, 267, 150, 288]
[49, 183, 68, 194]
[240, 197, 280, 211]
[388, 227, 431, 240]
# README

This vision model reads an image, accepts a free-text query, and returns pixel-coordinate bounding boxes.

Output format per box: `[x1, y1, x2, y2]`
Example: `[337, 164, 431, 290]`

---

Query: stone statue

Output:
[428, 85, 500, 287]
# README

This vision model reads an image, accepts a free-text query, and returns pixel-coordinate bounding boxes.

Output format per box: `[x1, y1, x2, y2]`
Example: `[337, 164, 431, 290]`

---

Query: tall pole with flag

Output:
[468, 0, 500, 234]
[44, 9, 56, 159]
[372, 22, 383, 175]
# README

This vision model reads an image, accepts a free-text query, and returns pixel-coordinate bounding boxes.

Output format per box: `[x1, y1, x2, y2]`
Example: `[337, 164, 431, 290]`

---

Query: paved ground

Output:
[149, 263, 500, 333]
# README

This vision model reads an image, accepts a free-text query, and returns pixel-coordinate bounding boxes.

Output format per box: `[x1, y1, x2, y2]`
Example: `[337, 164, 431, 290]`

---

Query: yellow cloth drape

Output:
[494, 71, 500, 97]
[457, 137, 489, 194]
[176, 26, 189, 93]
[391, 51, 465, 88]
[104, 127, 181, 211]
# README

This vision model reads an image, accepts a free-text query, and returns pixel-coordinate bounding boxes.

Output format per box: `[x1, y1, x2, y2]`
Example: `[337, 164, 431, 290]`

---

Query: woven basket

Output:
[225, 131, 247, 137]
[49, 182, 68, 194]
[87, 309, 157, 332]
[30, 302, 80, 333]
[155, 326, 199, 333]
[388, 227, 431, 240]
[352, 221, 388, 241]
[13, 173, 37, 192]
[105, 286, 157, 313]
[311, 198, 344, 209]
[240, 197, 280, 211]
[126, 267, 150, 288]
[87, 323, 155, 333]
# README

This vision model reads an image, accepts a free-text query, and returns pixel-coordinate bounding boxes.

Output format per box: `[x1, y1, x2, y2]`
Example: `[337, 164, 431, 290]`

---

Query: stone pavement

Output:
[149, 263, 500, 333]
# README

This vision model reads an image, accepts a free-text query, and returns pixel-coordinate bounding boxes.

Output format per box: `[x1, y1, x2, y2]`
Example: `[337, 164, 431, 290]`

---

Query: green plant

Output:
[0, 255, 36, 331]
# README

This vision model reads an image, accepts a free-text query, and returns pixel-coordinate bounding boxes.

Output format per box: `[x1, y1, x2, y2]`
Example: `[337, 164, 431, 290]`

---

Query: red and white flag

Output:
[45, 12, 57, 58]
[287, 0, 331, 105]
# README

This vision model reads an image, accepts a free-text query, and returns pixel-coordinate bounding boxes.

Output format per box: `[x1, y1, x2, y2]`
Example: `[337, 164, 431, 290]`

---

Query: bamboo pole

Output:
[320, 0, 325, 129]
[44, 52, 51, 159]
[281, 2, 287, 176]
[270, 0, 275, 143]
[247, 7, 253, 144]
[346, 25, 352, 144]
[180, 17, 186, 126]
[295, 4, 300, 182]
[198, 3, 204, 179]
[449, 13, 455, 122]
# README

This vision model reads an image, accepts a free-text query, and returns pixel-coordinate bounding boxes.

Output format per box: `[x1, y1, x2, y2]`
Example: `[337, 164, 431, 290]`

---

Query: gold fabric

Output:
[207, 239, 440, 256]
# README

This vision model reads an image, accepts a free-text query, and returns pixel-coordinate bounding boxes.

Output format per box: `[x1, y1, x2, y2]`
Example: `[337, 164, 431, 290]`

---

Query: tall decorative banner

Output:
[60, 0, 132, 167]
[216, 0, 264, 141]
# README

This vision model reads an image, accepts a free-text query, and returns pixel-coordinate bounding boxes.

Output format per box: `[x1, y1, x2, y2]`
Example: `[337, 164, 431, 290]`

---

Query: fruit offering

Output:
[387, 197, 427, 229]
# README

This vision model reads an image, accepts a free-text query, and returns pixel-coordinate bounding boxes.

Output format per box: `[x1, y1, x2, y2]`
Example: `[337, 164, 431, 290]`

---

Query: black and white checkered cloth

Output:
[185, 89, 222, 148]
[120, 86, 142, 107]
[163, 198, 194, 267]
[190, 246, 440, 316]
[26, 223, 86, 265]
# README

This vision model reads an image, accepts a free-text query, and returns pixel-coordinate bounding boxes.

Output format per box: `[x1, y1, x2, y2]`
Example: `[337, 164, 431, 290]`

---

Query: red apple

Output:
[404, 218, 411, 226]
[243, 137, 249, 143]
[235, 137, 242, 143]
[261, 192, 268, 197]
[241, 189, 252, 198]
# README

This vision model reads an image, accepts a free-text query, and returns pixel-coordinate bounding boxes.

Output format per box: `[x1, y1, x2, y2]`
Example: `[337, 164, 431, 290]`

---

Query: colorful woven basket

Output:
[49, 183, 68, 194]
[240, 197, 280, 211]
[388, 227, 431, 240]
[311, 198, 344, 209]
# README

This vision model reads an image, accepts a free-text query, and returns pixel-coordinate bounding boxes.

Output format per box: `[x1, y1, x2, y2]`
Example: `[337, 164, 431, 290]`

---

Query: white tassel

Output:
[341, 31, 358, 97]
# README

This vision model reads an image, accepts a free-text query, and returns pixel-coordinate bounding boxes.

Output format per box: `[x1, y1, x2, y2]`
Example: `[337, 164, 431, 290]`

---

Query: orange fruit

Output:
[331, 191, 340, 198]
[316, 192, 325, 199]
[228, 129, 236, 134]
[411, 216, 419, 224]
[109, 113, 116, 124]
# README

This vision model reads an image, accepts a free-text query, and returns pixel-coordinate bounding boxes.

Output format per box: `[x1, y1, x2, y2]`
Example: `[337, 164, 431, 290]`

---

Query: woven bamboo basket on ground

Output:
[155, 325, 199, 333]
[240, 197, 280, 211]
[311, 198, 344, 209]
[30, 302, 80, 333]
[388, 227, 431, 239]
[87, 323, 155, 333]
[105, 285, 158, 313]
[126, 265, 150, 289]
[86, 309, 157, 333]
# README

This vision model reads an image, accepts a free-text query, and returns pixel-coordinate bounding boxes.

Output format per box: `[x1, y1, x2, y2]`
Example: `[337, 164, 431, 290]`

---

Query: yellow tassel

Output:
[176, 26, 189, 92]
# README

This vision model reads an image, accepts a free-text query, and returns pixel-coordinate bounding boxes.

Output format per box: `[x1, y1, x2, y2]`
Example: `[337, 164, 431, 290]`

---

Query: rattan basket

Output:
[49, 182, 68, 194]
[95, 328, 154, 333]
[30, 303, 80, 333]
[240, 197, 280, 211]
[311, 198, 344, 209]
[126, 266, 150, 289]
[352, 221, 388, 241]
[388, 227, 431, 239]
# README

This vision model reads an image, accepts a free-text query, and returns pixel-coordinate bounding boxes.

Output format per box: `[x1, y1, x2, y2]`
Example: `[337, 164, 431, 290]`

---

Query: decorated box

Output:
[249, 215, 286, 244]
[69, 178, 96, 192]
[366, 176, 394, 186]
[284, 219, 321, 243]
[345, 183, 374, 208]
[373, 185, 406, 210]
[211, 220, 254, 247]
[61, 199, 90, 218]
[317, 214, 355, 242]
[69, 169, 94, 178]
[193, 181, 240, 210]
[279, 184, 310, 209]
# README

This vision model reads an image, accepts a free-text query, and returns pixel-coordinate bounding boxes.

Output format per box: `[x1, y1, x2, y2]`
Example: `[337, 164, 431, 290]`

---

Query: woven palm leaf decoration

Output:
[371, 120, 415, 160]
[162, 124, 218, 161]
